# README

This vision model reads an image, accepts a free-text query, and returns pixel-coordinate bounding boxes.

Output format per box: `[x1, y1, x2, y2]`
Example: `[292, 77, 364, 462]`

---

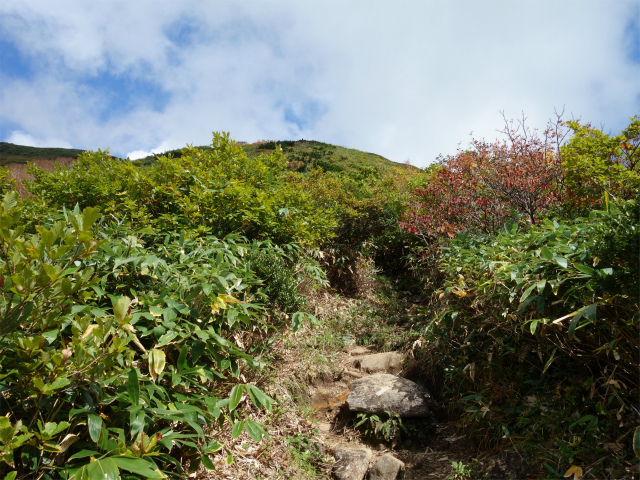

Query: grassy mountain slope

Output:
[0, 142, 85, 166]
[133, 139, 418, 173]
[1, 139, 418, 174]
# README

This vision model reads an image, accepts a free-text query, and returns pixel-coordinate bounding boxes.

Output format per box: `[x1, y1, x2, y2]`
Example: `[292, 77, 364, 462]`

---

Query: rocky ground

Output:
[195, 277, 498, 480]
[306, 343, 475, 480]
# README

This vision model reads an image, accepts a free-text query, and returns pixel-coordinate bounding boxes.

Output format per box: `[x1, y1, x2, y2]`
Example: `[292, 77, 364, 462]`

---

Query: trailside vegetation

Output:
[401, 114, 639, 478]
[0, 132, 413, 479]
[1, 112, 638, 479]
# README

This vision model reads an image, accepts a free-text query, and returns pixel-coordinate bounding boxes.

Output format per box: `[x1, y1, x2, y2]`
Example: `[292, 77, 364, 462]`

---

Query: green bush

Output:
[24, 133, 337, 247]
[246, 244, 306, 314]
[561, 115, 640, 215]
[418, 200, 638, 476]
[0, 194, 287, 479]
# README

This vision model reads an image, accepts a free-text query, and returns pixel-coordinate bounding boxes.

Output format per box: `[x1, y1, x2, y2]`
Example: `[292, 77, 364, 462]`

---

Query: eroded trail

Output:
[305, 343, 474, 479]
[198, 284, 484, 479]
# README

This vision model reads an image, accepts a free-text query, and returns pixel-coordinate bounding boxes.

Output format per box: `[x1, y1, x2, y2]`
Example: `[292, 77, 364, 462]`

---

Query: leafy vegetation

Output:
[400, 114, 639, 478]
[1, 113, 637, 479]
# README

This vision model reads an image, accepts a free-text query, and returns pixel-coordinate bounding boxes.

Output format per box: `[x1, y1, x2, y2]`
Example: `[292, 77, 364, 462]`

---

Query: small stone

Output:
[333, 447, 372, 480]
[352, 352, 404, 374]
[368, 454, 405, 480]
[347, 374, 431, 417]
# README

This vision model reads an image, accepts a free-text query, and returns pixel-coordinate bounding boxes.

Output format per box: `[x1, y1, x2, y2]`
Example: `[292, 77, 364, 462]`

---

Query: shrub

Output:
[561, 115, 640, 214]
[0, 194, 285, 479]
[401, 117, 563, 241]
[418, 200, 638, 476]
[24, 133, 337, 247]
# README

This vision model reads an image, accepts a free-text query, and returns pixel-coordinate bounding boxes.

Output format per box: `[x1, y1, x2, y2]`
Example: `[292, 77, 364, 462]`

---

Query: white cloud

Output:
[6, 130, 72, 149]
[126, 141, 179, 160]
[1, 0, 638, 167]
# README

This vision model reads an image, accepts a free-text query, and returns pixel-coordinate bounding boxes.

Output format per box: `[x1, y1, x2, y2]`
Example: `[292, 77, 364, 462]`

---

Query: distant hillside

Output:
[133, 140, 419, 173]
[0, 142, 86, 166]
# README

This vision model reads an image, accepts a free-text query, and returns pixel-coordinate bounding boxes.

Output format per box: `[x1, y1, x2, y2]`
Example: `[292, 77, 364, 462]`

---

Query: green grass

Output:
[0, 142, 86, 166]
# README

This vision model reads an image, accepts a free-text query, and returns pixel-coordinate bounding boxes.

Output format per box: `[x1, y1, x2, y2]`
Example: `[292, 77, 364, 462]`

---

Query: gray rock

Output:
[333, 447, 372, 480]
[352, 352, 404, 375]
[368, 454, 405, 480]
[346, 374, 431, 417]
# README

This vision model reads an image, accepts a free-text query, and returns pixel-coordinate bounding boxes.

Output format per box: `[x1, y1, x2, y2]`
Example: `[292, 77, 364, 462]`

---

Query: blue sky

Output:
[0, 1, 638, 167]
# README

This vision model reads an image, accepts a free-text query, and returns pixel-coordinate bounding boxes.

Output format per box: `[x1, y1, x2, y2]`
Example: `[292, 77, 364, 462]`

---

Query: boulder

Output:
[333, 447, 372, 480]
[346, 374, 430, 417]
[368, 454, 405, 480]
[351, 352, 404, 375]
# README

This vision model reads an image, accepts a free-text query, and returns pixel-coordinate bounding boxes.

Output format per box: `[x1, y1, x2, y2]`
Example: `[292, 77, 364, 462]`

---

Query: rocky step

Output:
[346, 373, 432, 418]
[333, 447, 405, 480]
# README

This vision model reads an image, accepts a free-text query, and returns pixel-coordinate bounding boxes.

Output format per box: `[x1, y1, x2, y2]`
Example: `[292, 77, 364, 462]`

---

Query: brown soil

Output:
[4, 157, 75, 197]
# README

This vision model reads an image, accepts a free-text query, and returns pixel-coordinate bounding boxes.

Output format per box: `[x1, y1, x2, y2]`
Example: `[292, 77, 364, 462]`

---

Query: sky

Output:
[0, 1, 638, 168]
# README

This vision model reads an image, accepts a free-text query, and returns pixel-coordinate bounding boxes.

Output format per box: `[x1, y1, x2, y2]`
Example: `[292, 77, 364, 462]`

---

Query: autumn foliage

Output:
[401, 117, 563, 240]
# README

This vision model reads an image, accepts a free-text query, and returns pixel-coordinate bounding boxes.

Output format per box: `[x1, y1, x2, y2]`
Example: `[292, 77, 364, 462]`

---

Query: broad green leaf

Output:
[203, 441, 223, 454]
[247, 385, 273, 412]
[156, 330, 178, 347]
[81, 207, 101, 231]
[41, 377, 71, 394]
[127, 368, 139, 406]
[40, 421, 70, 440]
[68, 449, 100, 460]
[291, 312, 303, 332]
[177, 346, 188, 373]
[529, 319, 539, 335]
[201, 454, 215, 471]
[86, 458, 119, 480]
[540, 246, 553, 260]
[567, 311, 583, 340]
[112, 456, 166, 478]
[148, 349, 166, 382]
[4, 472, 17, 480]
[228, 385, 244, 411]
[231, 421, 244, 439]
[244, 421, 266, 442]
[113, 296, 131, 323]
[553, 254, 568, 269]
[537, 279, 547, 294]
[520, 284, 536, 304]
[87, 413, 103, 443]
[130, 409, 145, 440]
[583, 303, 597, 322]
[574, 263, 594, 275]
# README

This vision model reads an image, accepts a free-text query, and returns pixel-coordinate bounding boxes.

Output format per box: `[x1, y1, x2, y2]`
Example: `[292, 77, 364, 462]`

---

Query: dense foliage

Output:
[1, 132, 416, 479]
[25, 134, 335, 246]
[401, 117, 563, 240]
[402, 115, 639, 478]
[2, 113, 637, 479]
[0, 194, 292, 479]
[561, 117, 640, 214]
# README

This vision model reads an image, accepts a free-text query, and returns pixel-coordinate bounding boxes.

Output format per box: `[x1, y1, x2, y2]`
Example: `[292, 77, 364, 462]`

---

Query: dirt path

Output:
[198, 285, 479, 479]
[304, 342, 474, 479]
